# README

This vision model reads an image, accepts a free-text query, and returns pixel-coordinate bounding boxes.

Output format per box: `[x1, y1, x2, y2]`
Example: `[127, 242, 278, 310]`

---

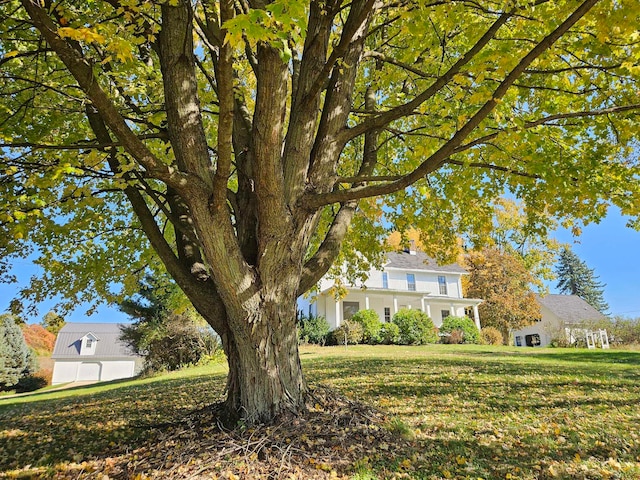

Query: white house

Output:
[303, 247, 483, 330]
[512, 294, 608, 347]
[51, 323, 143, 384]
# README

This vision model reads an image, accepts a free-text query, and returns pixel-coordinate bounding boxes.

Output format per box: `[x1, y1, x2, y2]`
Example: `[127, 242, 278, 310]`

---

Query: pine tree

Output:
[555, 247, 609, 314]
[0, 314, 37, 389]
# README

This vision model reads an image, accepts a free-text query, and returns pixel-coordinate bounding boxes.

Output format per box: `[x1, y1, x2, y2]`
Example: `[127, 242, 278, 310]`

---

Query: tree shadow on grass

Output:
[0, 372, 227, 473]
[1, 351, 639, 478]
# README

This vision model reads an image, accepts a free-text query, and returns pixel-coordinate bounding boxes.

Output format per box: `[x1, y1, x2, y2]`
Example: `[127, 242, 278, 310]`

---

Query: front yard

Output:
[1, 345, 639, 478]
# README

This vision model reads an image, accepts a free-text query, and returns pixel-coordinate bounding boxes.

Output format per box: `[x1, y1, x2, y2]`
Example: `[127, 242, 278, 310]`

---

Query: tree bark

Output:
[217, 291, 306, 424]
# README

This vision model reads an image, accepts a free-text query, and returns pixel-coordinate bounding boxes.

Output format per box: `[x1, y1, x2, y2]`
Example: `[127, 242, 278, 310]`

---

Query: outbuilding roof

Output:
[52, 322, 139, 359]
[537, 294, 607, 324]
[385, 250, 467, 274]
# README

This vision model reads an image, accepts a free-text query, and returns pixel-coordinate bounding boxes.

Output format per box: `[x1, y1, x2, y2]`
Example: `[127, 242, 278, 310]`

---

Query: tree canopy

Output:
[1, 0, 640, 422]
[555, 246, 609, 313]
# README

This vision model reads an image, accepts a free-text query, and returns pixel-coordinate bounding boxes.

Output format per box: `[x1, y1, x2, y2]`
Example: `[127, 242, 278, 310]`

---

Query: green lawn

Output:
[1, 345, 639, 479]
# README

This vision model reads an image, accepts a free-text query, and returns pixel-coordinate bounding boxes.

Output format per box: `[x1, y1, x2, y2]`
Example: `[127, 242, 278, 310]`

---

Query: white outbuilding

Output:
[51, 323, 143, 384]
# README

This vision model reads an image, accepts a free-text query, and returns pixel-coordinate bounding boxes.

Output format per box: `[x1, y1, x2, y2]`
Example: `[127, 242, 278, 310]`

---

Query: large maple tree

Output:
[1, 0, 639, 422]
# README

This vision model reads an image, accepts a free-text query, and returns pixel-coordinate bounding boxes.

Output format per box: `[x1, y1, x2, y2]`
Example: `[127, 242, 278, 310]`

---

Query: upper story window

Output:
[438, 275, 447, 295]
[407, 273, 416, 291]
[382, 272, 388, 289]
[80, 333, 98, 355]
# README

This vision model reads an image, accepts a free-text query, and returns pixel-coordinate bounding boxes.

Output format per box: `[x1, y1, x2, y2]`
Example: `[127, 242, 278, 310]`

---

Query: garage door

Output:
[77, 362, 101, 381]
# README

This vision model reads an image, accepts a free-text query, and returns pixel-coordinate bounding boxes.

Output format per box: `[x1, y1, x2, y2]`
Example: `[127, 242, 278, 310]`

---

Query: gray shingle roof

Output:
[537, 294, 607, 324]
[385, 251, 467, 273]
[52, 322, 140, 359]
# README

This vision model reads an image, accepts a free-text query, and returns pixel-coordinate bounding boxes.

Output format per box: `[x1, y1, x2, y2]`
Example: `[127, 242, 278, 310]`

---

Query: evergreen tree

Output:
[555, 247, 609, 314]
[0, 314, 37, 389]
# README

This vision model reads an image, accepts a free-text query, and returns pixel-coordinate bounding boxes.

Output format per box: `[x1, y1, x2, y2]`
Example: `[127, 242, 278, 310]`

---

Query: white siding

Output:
[77, 362, 101, 381]
[51, 361, 80, 384]
[512, 305, 562, 347]
[52, 359, 141, 384]
[101, 361, 137, 381]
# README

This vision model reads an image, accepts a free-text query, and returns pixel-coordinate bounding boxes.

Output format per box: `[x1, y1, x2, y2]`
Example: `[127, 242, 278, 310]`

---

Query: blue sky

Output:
[2, 208, 639, 323]
[550, 210, 640, 317]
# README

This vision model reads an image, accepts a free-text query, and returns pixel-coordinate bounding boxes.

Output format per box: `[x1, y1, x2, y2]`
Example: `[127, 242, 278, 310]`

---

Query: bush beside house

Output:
[392, 309, 438, 345]
[439, 316, 480, 344]
[350, 309, 382, 344]
[480, 327, 504, 345]
[329, 320, 364, 345]
[297, 314, 331, 345]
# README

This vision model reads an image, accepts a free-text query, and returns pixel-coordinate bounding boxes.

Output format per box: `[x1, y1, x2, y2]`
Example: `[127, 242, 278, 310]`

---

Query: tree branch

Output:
[341, 9, 513, 143]
[305, 0, 601, 208]
[19, 0, 189, 190]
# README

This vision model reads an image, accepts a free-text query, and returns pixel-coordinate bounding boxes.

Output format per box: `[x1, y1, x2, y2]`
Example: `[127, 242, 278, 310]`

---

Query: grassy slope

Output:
[1, 345, 639, 479]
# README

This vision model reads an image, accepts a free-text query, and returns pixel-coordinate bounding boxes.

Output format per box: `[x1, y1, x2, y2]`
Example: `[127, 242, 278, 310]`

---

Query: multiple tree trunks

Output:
[4, 0, 637, 424]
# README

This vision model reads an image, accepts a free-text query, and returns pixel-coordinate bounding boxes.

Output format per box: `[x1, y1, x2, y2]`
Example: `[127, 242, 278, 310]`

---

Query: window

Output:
[515, 336, 523, 347]
[85, 338, 94, 349]
[525, 334, 541, 347]
[384, 307, 391, 322]
[342, 301, 360, 320]
[407, 273, 416, 291]
[438, 275, 447, 295]
[382, 272, 388, 289]
[441, 309, 450, 320]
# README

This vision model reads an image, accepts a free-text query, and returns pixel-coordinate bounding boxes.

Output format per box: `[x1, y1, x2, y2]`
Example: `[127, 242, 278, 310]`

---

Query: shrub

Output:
[442, 329, 465, 344]
[351, 309, 382, 344]
[120, 313, 222, 374]
[298, 314, 331, 345]
[330, 320, 363, 345]
[14, 375, 48, 393]
[479, 326, 504, 345]
[392, 309, 437, 345]
[440, 316, 480, 344]
[379, 323, 401, 345]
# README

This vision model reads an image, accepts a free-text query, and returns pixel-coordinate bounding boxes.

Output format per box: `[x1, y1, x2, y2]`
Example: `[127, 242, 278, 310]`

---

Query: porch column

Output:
[421, 297, 426, 312]
[365, 295, 370, 310]
[393, 296, 398, 314]
[335, 299, 341, 328]
[473, 305, 481, 330]
[426, 304, 431, 318]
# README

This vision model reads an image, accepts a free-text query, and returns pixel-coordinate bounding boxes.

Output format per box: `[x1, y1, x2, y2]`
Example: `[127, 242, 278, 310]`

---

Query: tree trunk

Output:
[219, 299, 306, 424]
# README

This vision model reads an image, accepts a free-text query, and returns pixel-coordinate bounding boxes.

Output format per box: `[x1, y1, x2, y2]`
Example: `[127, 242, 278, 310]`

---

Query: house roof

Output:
[385, 250, 467, 274]
[52, 322, 140, 359]
[537, 294, 607, 324]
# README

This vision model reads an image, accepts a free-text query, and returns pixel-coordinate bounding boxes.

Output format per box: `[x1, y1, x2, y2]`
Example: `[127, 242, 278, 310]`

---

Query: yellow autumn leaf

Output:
[58, 27, 106, 44]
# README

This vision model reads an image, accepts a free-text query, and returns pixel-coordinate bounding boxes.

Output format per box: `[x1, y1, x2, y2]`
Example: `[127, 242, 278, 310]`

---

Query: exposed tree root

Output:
[42, 385, 414, 479]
